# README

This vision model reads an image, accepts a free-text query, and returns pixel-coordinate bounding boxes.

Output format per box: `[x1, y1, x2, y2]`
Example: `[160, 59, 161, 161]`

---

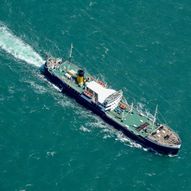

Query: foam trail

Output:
[0, 25, 44, 67]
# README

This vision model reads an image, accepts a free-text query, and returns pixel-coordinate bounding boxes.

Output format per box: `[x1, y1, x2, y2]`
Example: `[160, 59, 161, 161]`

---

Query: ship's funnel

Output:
[77, 69, 84, 85]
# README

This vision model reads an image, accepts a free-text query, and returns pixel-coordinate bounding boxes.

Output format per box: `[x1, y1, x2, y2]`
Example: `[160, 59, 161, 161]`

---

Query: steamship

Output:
[42, 45, 181, 155]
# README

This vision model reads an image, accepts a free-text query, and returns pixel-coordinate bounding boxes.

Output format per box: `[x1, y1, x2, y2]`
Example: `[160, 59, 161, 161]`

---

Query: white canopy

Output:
[86, 81, 116, 104]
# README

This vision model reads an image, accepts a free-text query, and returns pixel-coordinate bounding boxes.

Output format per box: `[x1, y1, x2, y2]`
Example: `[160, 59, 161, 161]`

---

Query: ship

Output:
[41, 45, 181, 155]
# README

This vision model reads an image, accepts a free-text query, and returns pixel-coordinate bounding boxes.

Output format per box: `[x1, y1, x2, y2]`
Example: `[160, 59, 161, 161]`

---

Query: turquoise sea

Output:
[0, 0, 191, 190]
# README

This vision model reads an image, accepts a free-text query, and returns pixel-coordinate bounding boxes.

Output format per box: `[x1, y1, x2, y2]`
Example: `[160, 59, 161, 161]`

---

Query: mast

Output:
[68, 43, 73, 62]
[153, 105, 158, 125]
[121, 110, 125, 121]
[129, 102, 134, 113]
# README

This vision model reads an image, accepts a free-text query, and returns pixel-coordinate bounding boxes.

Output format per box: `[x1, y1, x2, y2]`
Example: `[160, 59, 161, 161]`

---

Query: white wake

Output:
[0, 25, 44, 67]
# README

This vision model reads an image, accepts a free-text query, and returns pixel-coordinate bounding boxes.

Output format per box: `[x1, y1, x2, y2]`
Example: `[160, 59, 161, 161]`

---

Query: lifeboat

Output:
[97, 80, 106, 87]
[83, 90, 93, 98]
[119, 102, 127, 110]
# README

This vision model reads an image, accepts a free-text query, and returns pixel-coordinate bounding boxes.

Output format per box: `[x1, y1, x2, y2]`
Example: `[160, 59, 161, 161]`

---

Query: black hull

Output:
[42, 65, 179, 156]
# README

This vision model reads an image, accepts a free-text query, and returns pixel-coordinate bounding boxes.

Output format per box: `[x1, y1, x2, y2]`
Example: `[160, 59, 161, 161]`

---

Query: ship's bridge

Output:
[85, 81, 122, 110]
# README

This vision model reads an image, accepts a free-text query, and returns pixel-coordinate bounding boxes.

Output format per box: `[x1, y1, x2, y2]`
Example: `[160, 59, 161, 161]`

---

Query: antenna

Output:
[68, 43, 73, 62]
[153, 105, 158, 125]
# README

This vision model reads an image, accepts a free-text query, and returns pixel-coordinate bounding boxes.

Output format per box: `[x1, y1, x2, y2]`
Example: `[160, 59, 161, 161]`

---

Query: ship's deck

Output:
[50, 60, 88, 93]
[107, 108, 157, 138]
[49, 60, 157, 138]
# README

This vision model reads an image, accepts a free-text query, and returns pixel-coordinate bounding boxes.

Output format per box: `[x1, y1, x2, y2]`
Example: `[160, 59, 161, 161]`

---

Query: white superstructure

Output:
[85, 81, 122, 111]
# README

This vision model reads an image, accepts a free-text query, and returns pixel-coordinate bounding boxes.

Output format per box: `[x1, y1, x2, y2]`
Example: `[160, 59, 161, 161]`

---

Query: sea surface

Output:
[0, 0, 191, 190]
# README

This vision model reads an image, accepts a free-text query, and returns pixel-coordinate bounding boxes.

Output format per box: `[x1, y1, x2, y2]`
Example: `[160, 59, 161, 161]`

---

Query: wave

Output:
[25, 80, 48, 94]
[0, 25, 44, 67]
